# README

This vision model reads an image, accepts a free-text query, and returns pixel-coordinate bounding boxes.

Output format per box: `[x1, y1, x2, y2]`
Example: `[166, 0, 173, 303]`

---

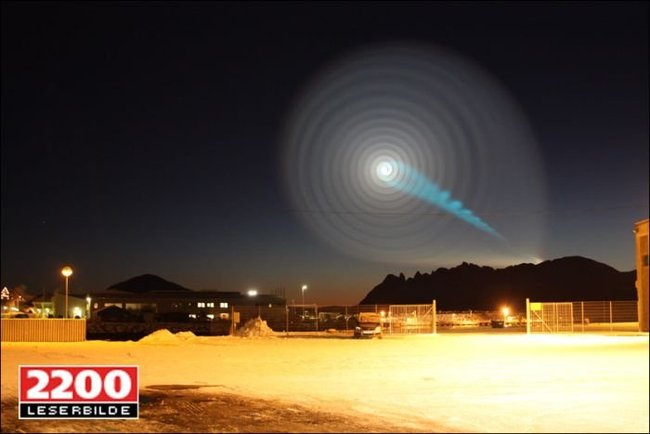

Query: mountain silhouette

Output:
[360, 256, 636, 311]
[106, 274, 192, 293]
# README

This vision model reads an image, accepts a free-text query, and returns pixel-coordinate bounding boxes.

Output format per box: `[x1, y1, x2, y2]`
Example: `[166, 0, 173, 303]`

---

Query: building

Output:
[83, 274, 286, 323]
[27, 293, 55, 318]
[52, 293, 89, 319]
[88, 290, 285, 322]
[634, 218, 649, 332]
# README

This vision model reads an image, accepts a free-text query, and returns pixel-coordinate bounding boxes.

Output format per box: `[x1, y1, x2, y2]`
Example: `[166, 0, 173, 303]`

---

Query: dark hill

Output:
[106, 274, 192, 293]
[360, 256, 636, 311]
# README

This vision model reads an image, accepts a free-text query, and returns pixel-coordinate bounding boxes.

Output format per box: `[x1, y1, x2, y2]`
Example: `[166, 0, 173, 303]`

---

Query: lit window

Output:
[197, 302, 206, 308]
[207, 302, 214, 308]
[189, 314, 197, 319]
[220, 302, 228, 308]
[219, 313, 229, 320]
[206, 314, 215, 320]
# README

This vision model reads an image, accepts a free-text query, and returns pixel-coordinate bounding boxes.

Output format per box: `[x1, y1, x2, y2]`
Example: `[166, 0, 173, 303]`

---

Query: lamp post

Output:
[86, 296, 92, 320]
[501, 306, 510, 328]
[301, 284, 307, 316]
[61, 266, 73, 319]
[248, 289, 259, 318]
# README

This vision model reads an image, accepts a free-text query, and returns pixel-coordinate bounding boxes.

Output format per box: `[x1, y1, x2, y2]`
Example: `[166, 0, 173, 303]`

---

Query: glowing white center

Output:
[378, 162, 393, 177]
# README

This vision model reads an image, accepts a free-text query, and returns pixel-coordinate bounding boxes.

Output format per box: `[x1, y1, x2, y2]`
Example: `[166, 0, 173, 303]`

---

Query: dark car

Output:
[491, 319, 505, 328]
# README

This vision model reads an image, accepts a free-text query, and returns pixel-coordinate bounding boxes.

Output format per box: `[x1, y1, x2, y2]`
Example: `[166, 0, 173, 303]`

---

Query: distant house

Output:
[52, 293, 88, 318]
[8, 292, 88, 319]
[29, 294, 55, 317]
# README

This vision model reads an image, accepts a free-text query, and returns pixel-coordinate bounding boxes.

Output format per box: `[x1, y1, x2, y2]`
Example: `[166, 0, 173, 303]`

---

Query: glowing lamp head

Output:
[61, 266, 73, 278]
[501, 306, 510, 317]
[247, 289, 258, 297]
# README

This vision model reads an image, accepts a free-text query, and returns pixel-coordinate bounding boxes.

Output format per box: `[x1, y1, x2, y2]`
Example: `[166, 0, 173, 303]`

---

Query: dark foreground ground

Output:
[1, 386, 437, 433]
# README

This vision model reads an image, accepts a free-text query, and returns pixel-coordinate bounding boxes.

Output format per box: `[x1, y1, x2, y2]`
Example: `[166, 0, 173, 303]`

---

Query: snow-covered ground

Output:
[2, 330, 648, 433]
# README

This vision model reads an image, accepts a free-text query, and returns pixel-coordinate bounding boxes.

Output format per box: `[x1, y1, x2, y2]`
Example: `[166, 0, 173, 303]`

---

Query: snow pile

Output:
[235, 316, 275, 337]
[175, 331, 197, 341]
[138, 329, 182, 344]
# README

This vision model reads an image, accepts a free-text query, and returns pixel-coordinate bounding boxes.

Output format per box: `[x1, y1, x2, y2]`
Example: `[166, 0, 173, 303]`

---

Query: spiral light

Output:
[282, 44, 546, 266]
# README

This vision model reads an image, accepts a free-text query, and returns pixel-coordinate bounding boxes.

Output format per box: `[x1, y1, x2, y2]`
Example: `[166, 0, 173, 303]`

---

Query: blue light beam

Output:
[385, 161, 503, 239]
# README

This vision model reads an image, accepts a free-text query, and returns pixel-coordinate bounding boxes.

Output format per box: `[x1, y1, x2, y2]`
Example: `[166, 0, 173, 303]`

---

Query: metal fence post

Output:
[230, 305, 235, 335]
[581, 302, 584, 333]
[526, 298, 530, 334]
[432, 300, 437, 334]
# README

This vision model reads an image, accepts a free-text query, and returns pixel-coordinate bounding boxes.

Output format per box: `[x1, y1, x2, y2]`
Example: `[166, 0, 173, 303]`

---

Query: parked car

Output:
[354, 312, 383, 339]
[1, 312, 29, 318]
[491, 319, 505, 328]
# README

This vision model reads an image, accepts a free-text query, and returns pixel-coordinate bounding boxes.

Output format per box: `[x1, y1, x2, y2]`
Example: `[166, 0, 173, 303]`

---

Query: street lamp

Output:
[501, 306, 510, 327]
[247, 289, 259, 317]
[301, 285, 307, 316]
[61, 266, 73, 319]
[86, 296, 92, 320]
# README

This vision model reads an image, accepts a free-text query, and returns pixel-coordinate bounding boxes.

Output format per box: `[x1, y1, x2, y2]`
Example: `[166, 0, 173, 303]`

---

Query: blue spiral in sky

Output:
[380, 160, 503, 238]
[282, 44, 547, 267]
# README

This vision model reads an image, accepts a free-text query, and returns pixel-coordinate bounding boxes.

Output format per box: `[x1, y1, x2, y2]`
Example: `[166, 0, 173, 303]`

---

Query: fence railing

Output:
[232, 304, 394, 333]
[388, 303, 437, 334]
[7, 300, 630, 340]
[526, 300, 638, 333]
[1, 318, 86, 342]
[229, 303, 441, 335]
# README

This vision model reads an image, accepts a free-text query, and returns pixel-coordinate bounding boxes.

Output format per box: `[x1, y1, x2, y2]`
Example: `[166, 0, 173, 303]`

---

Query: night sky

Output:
[2, 2, 648, 305]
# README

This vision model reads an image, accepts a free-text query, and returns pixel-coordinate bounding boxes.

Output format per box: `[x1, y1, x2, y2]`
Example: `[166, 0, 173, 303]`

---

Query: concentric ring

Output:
[281, 44, 546, 266]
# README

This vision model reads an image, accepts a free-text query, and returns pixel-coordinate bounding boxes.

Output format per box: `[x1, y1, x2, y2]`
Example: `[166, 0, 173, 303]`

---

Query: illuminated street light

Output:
[501, 306, 510, 327]
[86, 295, 92, 320]
[61, 266, 73, 319]
[301, 284, 308, 316]
[248, 289, 260, 318]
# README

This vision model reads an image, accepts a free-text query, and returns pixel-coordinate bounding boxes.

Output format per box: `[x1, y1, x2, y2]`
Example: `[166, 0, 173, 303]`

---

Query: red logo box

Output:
[19, 365, 139, 419]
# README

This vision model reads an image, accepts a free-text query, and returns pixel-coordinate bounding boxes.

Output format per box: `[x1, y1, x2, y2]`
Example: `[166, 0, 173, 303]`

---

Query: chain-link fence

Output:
[437, 310, 493, 328]
[387, 303, 437, 334]
[230, 304, 435, 334]
[526, 300, 639, 333]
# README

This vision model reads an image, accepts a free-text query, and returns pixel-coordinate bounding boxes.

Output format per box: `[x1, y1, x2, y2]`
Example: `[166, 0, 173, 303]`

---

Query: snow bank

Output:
[235, 316, 275, 337]
[175, 331, 197, 341]
[138, 329, 197, 344]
